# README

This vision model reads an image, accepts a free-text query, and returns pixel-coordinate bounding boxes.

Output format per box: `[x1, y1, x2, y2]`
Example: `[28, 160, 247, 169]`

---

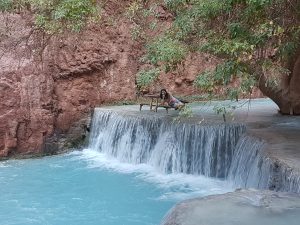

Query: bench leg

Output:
[155, 98, 159, 112]
[150, 99, 153, 111]
[140, 104, 143, 111]
[223, 113, 226, 122]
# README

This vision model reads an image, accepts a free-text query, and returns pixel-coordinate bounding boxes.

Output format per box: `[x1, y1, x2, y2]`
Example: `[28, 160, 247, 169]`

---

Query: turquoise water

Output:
[0, 149, 232, 225]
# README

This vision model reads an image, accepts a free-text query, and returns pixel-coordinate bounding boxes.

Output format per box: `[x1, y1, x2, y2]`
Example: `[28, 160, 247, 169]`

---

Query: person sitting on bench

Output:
[160, 89, 185, 110]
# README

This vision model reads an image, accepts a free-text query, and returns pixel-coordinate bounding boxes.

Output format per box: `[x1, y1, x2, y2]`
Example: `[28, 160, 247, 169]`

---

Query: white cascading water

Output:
[89, 109, 245, 178]
[227, 135, 272, 189]
[88, 109, 300, 193]
[228, 135, 300, 193]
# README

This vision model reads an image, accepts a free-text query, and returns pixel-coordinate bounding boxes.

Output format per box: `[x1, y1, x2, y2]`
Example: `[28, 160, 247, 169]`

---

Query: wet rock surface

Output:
[161, 189, 300, 225]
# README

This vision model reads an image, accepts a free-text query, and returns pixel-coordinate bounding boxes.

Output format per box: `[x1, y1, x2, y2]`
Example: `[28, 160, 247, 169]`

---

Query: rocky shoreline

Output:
[161, 189, 300, 225]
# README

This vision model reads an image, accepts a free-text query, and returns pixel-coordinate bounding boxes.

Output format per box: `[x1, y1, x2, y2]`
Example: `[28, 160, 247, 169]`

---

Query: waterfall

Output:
[227, 136, 272, 189]
[228, 135, 300, 193]
[276, 166, 300, 193]
[88, 108, 300, 193]
[89, 109, 245, 178]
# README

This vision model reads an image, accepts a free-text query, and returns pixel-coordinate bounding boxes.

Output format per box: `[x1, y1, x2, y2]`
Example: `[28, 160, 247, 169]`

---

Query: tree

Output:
[138, 0, 300, 115]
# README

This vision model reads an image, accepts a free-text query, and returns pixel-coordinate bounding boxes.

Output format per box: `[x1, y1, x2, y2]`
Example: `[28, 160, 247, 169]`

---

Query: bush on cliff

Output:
[0, 0, 99, 33]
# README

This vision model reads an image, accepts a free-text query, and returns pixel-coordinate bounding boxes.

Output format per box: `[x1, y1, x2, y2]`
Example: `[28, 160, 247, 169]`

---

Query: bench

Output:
[139, 94, 172, 113]
[139, 103, 172, 112]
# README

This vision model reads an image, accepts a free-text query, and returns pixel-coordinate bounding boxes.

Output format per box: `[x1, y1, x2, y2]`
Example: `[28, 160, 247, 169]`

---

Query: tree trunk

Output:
[257, 73, 290, 114]
[288, 52, 300, 114]
[256, 54, 300, 115]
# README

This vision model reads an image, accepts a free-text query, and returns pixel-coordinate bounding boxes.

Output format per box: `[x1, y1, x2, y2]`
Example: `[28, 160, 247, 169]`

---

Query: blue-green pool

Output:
[0, 149, 232, 225]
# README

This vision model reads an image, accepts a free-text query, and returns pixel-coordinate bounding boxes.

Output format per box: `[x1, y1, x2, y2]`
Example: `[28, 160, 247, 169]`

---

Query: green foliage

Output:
[278, 42, 298, 61]
[136, 68, 160, 88]
[214, 61, 238, 85]
[149, 21, 157, 30]
[34, 0, 100, 33]
[128, 0, 299, 108]
[130, 24, 144, 40]
[1, 0, 100, 33]
[194, 0, 232, 18]
[194, 71, 215, 92]
[146, 36, 187, 72]
[212, 103, 237, 122]
[200, 38, 254, 58]
[143, 0, 299, 103]
[213, 104, 229, 115]
[0, 0, 13, 11]
[227, 88, 240, 101]
[246, 0, 272, 9]
[194, 60, 253, 97]
[178, 104, 193, 117]
[125, 0, 143, 21]
[164, 0, 188, 13]
[125, 0, 159, 41]
[173, 104, 193, 123]
[227, 22, 250, 39]
[262, 59, 290, 89]
[171, 12, 195, 40]
[240, 75, 256, 93]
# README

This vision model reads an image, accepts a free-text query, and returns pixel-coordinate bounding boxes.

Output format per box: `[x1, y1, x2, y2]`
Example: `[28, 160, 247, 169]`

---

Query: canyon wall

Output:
[0, 2, 261, 157]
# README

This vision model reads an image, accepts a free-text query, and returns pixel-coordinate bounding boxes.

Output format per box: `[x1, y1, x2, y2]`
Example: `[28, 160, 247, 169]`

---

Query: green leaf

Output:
[136, 68, 160, 88]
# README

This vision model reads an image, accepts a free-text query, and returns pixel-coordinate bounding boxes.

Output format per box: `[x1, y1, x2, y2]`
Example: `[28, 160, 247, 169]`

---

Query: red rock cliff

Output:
[0, 5, 143, 157]
[0, 3, 262, 158]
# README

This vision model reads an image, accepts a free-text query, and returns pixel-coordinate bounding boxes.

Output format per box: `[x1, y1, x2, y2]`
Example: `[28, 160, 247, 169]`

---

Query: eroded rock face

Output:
[0, 3, 263, 157]
[161, 189, 300, 225]
[0, 7, 141, 157]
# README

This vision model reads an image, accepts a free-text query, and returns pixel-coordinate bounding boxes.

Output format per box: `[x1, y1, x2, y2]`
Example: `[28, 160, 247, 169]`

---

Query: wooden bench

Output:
[139, 94, 172, 113]
[139, 103, 172, 112]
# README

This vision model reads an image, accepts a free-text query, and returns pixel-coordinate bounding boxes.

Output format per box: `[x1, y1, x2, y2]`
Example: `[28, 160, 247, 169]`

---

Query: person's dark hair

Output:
[160, 89, 169, 99]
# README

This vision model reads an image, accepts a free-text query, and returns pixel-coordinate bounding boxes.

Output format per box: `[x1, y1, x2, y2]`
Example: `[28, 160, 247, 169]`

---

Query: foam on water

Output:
[69, 149, 233, 201]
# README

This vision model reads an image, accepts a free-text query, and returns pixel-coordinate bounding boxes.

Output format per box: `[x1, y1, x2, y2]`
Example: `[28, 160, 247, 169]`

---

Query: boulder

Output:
[161, 189, 300, 225]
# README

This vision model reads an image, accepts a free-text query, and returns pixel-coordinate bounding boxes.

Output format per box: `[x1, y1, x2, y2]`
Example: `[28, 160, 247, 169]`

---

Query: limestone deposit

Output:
[161, 189, 300, 225]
